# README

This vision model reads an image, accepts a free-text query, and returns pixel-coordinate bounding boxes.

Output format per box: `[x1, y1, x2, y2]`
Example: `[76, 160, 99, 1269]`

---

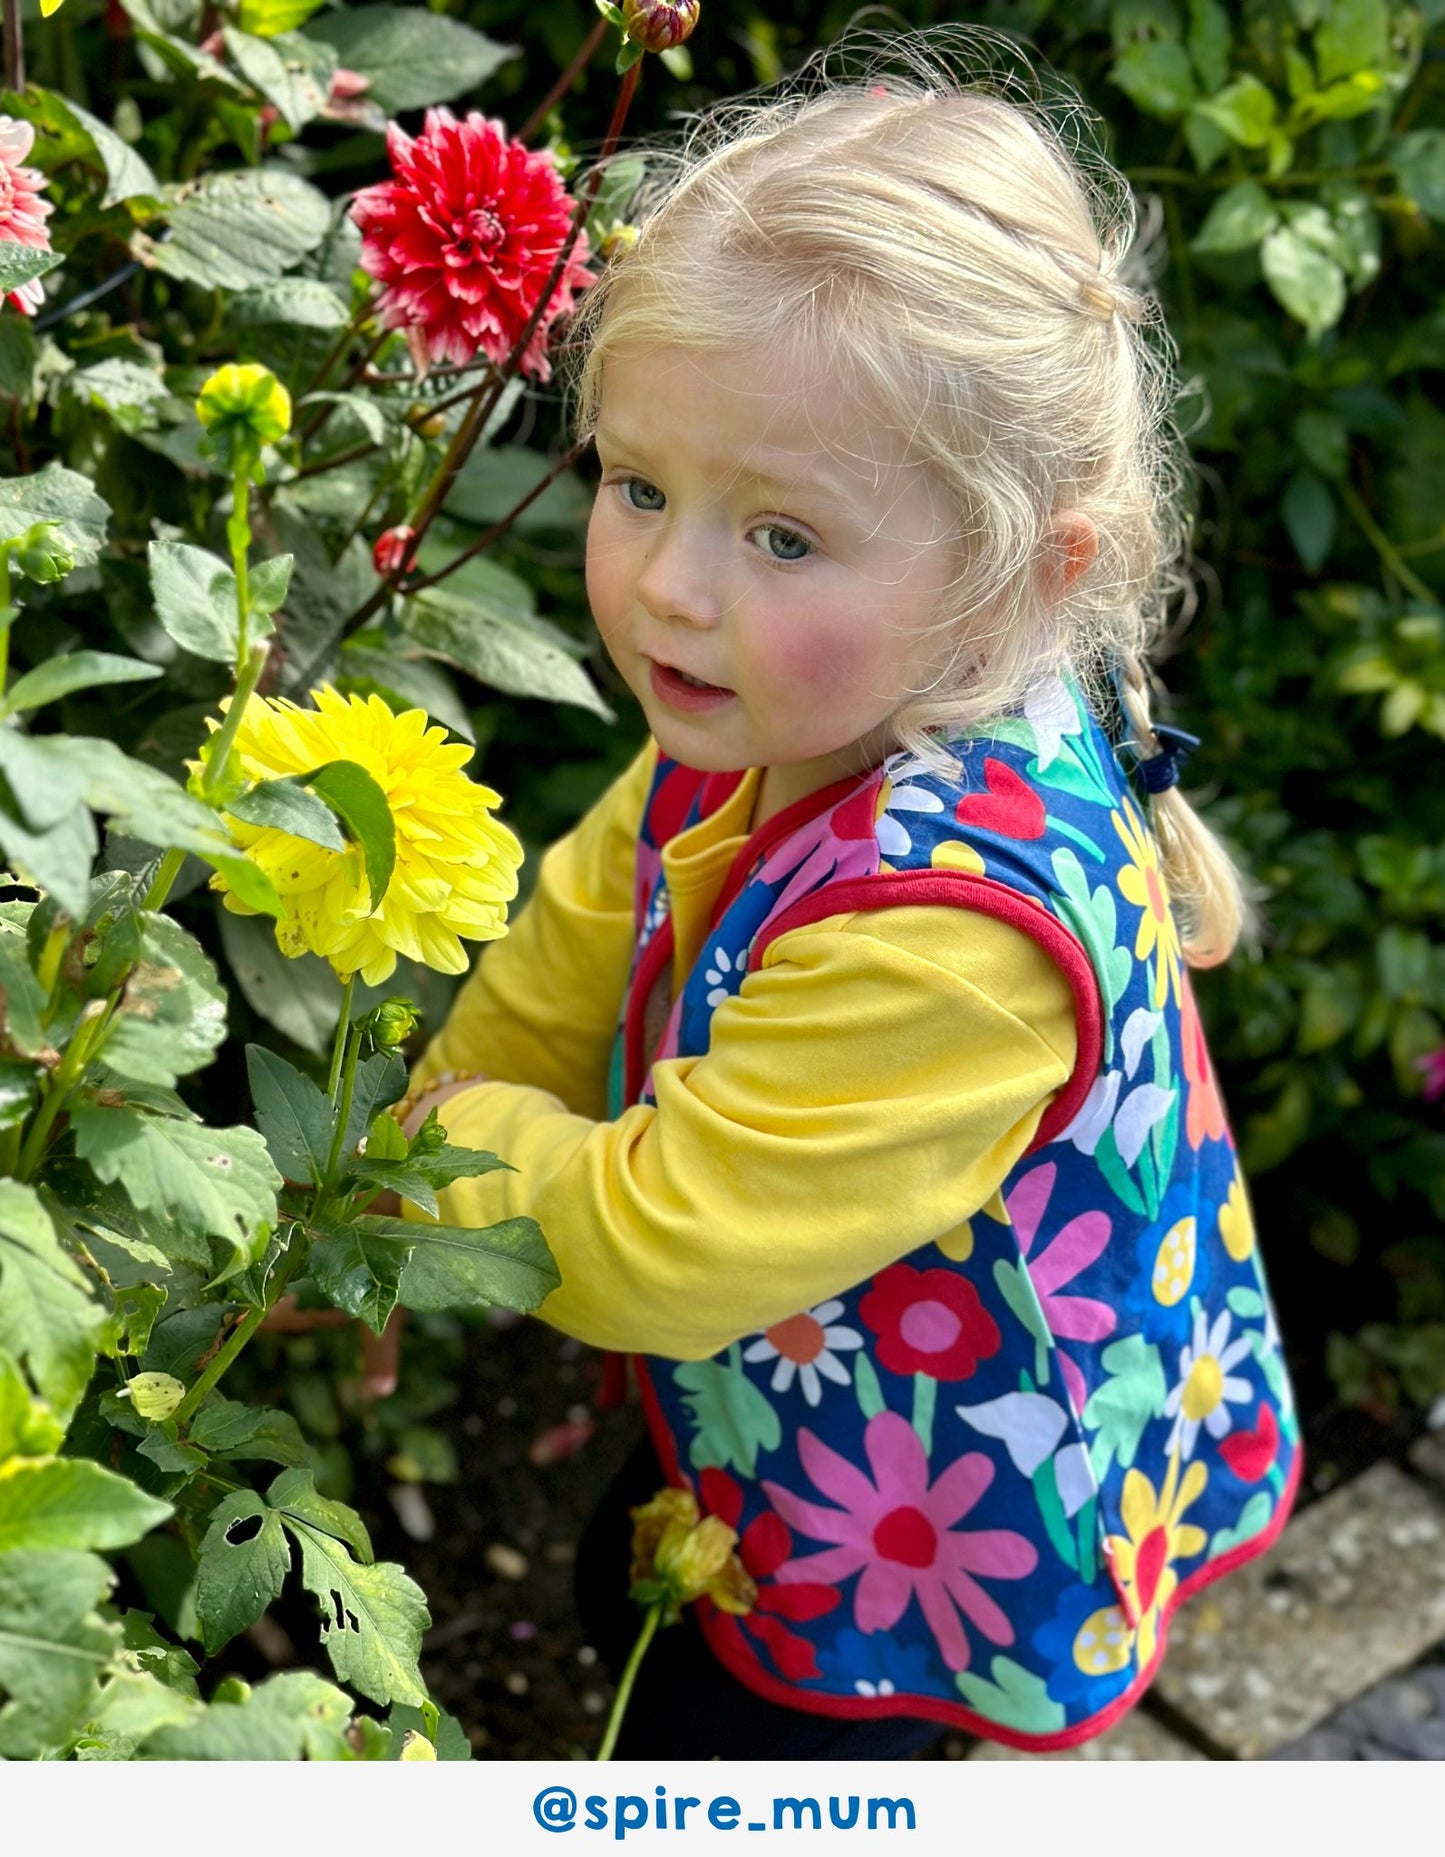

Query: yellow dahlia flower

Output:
[210, 686, 522, 984]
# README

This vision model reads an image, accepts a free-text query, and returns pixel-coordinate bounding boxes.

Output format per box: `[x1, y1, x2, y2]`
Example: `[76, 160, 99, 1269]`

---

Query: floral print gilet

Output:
[605, 677, 1299, 1749]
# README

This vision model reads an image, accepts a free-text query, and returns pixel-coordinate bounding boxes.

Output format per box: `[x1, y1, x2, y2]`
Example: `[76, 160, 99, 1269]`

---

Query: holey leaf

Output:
[70, 1107, 281, 1281]
[0, 1180, 107, 1420]
[196, 1488, 291, 1652]
[289, 1522, 428, 1706]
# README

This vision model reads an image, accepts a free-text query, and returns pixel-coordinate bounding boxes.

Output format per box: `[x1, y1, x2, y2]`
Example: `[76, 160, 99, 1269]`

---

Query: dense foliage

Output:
[0, 0, 1441, 1764]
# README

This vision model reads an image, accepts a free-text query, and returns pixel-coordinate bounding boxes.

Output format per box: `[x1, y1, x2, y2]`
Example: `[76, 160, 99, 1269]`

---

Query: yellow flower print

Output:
[1105, 1450, 1208, 1667]
[1071, 1601, 1134, 1681]
[1113, 798, 1183, 1010]
[931, 839, 987, 876]
[1219, 1166, 1256, 1262]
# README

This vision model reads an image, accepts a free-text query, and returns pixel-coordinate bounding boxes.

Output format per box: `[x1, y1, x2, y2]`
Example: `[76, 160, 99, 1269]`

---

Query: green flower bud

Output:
[13, 521, 76, 585]
[363, 997, 422, 1051]
[121, 1371, 186, 1421]
[196, 363, 292, 472]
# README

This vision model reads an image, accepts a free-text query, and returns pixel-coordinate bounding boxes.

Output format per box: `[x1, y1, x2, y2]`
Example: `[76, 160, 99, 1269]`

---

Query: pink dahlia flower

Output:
[0, 117, 55, 316]
[350, 109, 594, 378]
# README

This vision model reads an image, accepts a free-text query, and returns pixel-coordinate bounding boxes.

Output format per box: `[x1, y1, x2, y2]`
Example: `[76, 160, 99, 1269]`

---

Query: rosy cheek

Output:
[766, 625, 868, 693]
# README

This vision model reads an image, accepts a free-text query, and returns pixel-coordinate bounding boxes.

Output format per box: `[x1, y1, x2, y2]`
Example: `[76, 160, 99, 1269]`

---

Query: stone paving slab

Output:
[969, 1708, 1204, 1760]
[1151, 1461, 1445, 1758]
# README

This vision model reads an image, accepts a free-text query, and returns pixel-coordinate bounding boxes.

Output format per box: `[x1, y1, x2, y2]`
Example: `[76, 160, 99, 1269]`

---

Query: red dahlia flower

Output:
[350, 109, 594, 378]
[0, 117, 55, 316]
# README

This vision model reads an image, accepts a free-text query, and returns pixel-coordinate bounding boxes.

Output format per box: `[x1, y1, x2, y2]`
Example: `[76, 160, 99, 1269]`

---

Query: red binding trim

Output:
[636, 1344, 1304, 1751]
[748, 869, 1104, 1150]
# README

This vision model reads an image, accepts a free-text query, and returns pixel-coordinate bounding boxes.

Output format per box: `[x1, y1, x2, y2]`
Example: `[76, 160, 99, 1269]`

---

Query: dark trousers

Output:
[575, 1433, 951, 1760]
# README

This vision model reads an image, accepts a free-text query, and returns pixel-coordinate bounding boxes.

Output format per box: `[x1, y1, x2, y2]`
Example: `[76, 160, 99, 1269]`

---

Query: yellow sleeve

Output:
[419, 905, 1078, 1359]
[413, 737, 657, 1120]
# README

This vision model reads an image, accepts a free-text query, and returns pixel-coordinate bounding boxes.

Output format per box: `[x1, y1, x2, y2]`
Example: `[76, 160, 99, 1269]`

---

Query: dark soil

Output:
[226, 1312, 1420, 1761]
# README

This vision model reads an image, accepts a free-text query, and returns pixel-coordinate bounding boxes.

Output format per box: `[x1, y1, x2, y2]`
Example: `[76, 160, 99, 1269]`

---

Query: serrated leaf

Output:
[307, 1220, 408, 1331]
[405, 586, 611, 718]
[288, 1521, 427, 1706]
[0, 1180, 106, 1419]
[307, 3, 514, 111]
[232, 277, 349, 331]
[0, 1549, 117, 1758]
[147, 540, 240, 663]
[386, 1214, 559, 1314]
[0, 463, 110, 566]
[245, 1044, 334, 1185]
[143, 167, 333, 292]
[228, 775, 346, 851]
[0, 243, 61, 299]
[189, 1398, 311, 1468]
[70, 1107, 281, 1281]
[303, 760, 395, 907]
[105, 913, 228, 1090]
[0, 930, 46, 1058]
[0, 1458, 171, 1553]
[267, 1467, 373, 1558]
[196, 1488, 291, 1652]
[217, 909, 340, 1056]
[0, 729, 87, 832]
[139, 1667, 362, 1760]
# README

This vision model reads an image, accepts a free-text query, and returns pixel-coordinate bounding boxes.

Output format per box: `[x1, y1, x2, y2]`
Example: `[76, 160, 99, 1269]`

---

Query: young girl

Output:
[401, 40, 1299, 1759]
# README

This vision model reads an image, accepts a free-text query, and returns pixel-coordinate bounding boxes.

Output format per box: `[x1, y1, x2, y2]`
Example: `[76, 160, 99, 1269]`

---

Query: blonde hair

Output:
[568, 27, 1250, 966]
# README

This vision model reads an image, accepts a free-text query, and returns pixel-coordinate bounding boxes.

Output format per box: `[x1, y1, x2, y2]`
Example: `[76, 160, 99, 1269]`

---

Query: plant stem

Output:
[0, 549, 12, 700]
[315, 1006, 362, 1216]
[342, 59, 643, 636]
[400, 439, 588, 596]
[517, 14, 609, 144]
[327, 972, 355, 1100]
[172, 1242, 302, 1427]
[595, 1604, 661, 1761]
[1338, 479, 1439, 608]
[15, 1002, 106, 1181]
[3, 0, 24, 90]
[142, 847, 188, 913]
[228, 465, 251, 662]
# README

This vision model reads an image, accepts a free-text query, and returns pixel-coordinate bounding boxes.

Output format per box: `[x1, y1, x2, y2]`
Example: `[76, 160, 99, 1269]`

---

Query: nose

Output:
[634, 518, 722, 629]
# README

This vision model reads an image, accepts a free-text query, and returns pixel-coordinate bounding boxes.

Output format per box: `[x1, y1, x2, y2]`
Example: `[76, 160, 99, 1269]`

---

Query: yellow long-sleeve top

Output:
[412, 740, 1078, 1360]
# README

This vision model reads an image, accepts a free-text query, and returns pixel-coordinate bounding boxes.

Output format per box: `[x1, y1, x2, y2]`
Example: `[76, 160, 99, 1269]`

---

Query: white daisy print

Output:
[742, 1300, 865, 1407]
[1163, 1307, 1254, 1459]
[1023, 674, 1085, 769]
[874, 771, 944, 859]
[703, 944, 738, 1008]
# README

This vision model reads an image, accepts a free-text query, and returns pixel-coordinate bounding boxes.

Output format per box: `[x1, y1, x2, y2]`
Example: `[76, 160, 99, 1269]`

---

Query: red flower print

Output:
[1180, 973, 1227, 1150]
[954, 758, 1046, 840]
[859, 1264, 1001, 1382]
[700, 1467, 840, 1681]
[350, 110, 594, 376]
[1218, 1402, 1279, 1483]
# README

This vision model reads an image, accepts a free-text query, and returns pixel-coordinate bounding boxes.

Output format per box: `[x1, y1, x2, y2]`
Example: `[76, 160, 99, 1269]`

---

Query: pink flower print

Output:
[757, 778, 880, 915]
[763, 1411, 1036, 1672]
[1006, 1162, 1116, 1414]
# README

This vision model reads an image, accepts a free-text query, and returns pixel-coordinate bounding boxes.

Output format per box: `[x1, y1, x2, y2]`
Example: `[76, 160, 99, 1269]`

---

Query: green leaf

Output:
[0, 243, 61, 300]
[0, 732, 86, 835]
[136, 1668, 360, 1760]
[1393, 132, 1445, 223]
[0, 1180, 106, 1419]
[675, 1344, 781, 1478]
[0, 930, 47, 1059]
[267, 1467, 373, 1560]
[222, 25, 332, 132]
[239, 0, 329, 32]
[0, 1349, 63, 1458]
[70, 1107, 282, 1282]
[1260, 225, 1346, 336]
[1, 651, 161, 720]
[343, 1049, 408, 1156]
[405, 586, 612, 719]
[147, 540, 241, 663]
[388, 1214, 560, 1314]
[105, 913, 228, 1090]
[1314, 0, 1388, 84]
[306, 3, 515, 112]
[446, 445, 593, 537]
[68, 359, 170, 436]
[288, 1521, 428, 1705]
[337, 642, 474, 743]
[195, 1489, 291, 1652]
[0, 1459, 171, 1553]
[1186, 0, 1230, 91]
[307, 1220, 409, 1331]
[1192, 180, 1279, 255]
[346, 1107, 514, 1215]
[303, 759, 396, 908]
[1282, 470, 1337, 570]
[0, 794, 95, 917]
[63, 98, 160, 207]
[0, 463, 110, 567]
[141, 167, 333, 292]
[246, 1044, 334, 1185]
[218, 909, 340, 1056]
[0, 1549, 117, 1758]
[1194, 73, 1279, 147]
[188, 1398, 312, 1468]
[1111, 39, 1198, 119]
[249, 554, 294, 617]
[228, 776, 346, 851]
[387, 1700, 470, 1760]
[233, 277, 350, 332]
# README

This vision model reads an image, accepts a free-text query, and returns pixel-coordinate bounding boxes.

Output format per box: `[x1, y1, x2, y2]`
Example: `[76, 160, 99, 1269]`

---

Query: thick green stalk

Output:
[171, 1242, 302, 1428]
[15, 1003, 106, 1180]
[327, 974, 356, 1101]
[595, 1604, 662, 1761]
[318, 1017, 364, 1207]
[0, 547, 12, 700]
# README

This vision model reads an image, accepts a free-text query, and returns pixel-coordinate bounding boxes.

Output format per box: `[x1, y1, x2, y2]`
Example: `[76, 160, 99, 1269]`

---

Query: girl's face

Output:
[586, 342, 956, 816]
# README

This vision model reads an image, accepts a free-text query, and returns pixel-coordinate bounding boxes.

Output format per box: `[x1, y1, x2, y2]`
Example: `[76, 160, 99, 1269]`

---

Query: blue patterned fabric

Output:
[607, 676, 1298, 1746]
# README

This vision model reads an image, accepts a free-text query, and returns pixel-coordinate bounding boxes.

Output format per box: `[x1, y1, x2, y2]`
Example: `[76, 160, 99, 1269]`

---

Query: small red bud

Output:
[621, 0, 700, 53]
[373, 525, 417, 576]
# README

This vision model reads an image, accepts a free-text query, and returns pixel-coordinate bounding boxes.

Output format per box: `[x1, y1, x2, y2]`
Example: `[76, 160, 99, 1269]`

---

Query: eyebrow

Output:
[593, 423, 858, 506]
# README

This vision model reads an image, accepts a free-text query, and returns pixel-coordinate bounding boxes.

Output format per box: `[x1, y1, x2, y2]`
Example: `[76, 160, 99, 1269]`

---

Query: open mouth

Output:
[649, 660, 735, 707]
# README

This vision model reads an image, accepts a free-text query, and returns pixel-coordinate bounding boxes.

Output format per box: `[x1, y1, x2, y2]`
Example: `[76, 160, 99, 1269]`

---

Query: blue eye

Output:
[619, 477, 665, 512]
[755, 524, 811, 562]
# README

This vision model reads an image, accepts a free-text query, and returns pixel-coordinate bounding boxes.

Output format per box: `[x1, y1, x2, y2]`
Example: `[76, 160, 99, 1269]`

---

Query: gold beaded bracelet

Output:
[392, 1067, 488, 1129]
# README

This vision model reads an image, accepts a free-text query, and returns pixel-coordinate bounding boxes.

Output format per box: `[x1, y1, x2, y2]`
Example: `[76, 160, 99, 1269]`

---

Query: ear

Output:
[1040, 514, 1098, 605]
